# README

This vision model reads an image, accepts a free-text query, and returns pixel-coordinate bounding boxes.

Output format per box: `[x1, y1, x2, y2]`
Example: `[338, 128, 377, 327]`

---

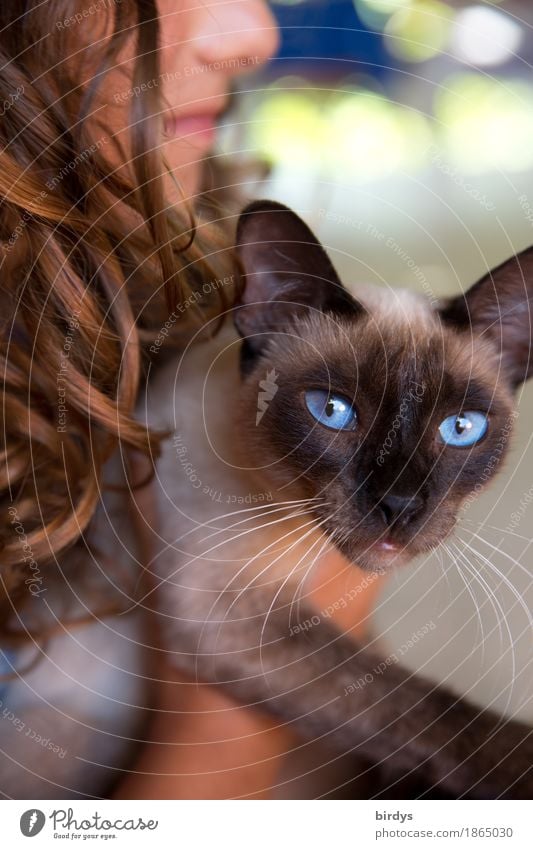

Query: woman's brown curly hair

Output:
[0, 0, 235, 636]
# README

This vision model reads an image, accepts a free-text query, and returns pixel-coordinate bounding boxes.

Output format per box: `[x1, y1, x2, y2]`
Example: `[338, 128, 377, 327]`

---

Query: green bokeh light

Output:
[384, 0, 453, 62]
[247, 88, 432, 179]
[435, 74, 533, 173]
[354, 0, 413, 32]
[248, 91, 326, 169]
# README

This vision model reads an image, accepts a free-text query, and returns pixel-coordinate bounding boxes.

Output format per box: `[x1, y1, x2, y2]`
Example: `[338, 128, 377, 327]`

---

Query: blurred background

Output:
[218, 0, 533, 728]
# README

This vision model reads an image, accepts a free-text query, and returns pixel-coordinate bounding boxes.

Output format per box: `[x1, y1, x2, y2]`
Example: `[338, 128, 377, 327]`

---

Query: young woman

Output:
[0, 0, 281, 799]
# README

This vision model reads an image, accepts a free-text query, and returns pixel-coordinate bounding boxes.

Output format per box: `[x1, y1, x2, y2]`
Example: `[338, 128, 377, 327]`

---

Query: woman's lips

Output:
[163, 113, 218, 145]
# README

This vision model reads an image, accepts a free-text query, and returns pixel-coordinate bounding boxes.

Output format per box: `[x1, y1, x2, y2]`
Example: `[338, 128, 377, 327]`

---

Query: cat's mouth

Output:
[375, 540, 401, 553]
[330, 529, 445, 573]
[363, 539, 412, 570]
[316, 498, 458, 573]
[325, 532, 412, 572]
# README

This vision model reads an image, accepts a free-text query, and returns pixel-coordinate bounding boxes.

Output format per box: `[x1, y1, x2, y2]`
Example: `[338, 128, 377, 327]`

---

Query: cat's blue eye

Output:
[305, 390, 357, 431]
[438, 411, 488, 447]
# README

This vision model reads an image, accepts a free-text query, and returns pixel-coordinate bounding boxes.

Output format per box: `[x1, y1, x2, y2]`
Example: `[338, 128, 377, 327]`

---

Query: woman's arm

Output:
[114, 661, 295, 800]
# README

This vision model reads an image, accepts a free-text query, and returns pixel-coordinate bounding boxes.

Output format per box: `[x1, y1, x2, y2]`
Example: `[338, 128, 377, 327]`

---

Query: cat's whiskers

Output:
[279, 469, 374, 539]
[148, 496, 319, 564]
[206, 508, 332, 649]
[447, 541, 498, 664]
[453, 539, 511, 650]
[455, 535, 525, 715]
[289, 534, 335, 630]
[132, 504, 316, 610]
[203, 527, 332, 689]
[461, 516, 531, 543]
[442, 541, 486, 656]
[127, 497, 319, 601]
[328, 523, 351, 549]
[125, 496, 318, 613]
[258, 531, 334, 678]
[193, 513, 326, 682]
[182, 497, 319, 552]
[184, 507, 313, 580]
[458, 532, 533, 627]
[220, 515, 327, 619]
[202, 500, 334, 676]
[444, 539, 519, 717]
[457, 525, 533, 705]
[436, 544, 453, 600]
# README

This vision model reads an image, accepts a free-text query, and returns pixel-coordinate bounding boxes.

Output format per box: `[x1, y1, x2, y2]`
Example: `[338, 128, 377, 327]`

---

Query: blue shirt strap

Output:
[0, 648, 15, 703]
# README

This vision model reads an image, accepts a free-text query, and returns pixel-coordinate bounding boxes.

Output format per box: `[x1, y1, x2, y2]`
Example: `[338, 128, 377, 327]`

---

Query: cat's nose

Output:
[379, 493, 424, 528]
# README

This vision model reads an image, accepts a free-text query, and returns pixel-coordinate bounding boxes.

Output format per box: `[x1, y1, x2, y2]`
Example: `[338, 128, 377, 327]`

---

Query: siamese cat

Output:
[141, 201, 533, 798]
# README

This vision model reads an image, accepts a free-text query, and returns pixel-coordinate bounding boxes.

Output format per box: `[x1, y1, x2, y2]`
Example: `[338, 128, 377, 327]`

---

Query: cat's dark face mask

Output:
[232, 201, 533, 572]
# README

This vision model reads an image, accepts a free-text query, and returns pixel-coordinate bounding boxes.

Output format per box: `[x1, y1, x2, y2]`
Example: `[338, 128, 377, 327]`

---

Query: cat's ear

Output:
[440, 246, 533, 387]
[234, 200, 363, 352]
